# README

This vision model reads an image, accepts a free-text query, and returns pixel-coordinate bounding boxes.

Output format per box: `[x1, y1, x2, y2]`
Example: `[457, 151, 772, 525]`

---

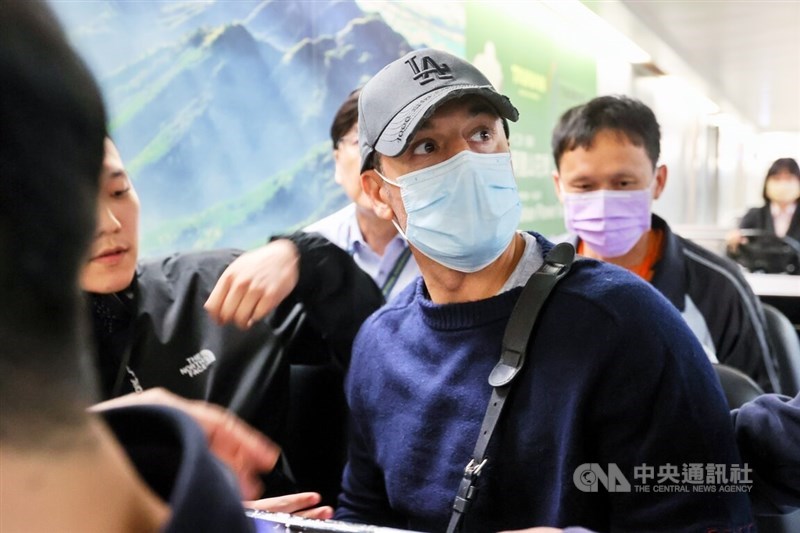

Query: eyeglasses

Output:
[337, 135, 359, 148]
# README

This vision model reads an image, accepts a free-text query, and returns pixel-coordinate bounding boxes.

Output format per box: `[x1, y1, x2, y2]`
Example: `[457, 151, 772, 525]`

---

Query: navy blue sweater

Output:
[336, 235, 753, 532]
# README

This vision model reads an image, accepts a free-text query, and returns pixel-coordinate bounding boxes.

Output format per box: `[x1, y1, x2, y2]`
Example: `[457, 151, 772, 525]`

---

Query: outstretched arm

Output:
[205, 232, 384, 363]
[205, 238, 300, 330]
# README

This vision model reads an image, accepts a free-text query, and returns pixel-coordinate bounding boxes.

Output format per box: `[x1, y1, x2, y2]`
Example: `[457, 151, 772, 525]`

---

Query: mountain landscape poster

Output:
[51, 0, 594, 256]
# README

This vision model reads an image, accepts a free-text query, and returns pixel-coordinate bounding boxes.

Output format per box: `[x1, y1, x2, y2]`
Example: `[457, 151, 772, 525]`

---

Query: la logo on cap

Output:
[405, 54, 454, 85]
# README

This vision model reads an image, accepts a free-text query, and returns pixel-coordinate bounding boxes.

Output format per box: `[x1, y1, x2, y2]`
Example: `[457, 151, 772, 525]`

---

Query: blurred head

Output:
[330, 89, 370, 208]
[357, 49, 521, 273]
[762, 157, 800, 206]
[551, 96, 666, 259]
[0, 0, 107, 448]
[80, 139, 141, 294]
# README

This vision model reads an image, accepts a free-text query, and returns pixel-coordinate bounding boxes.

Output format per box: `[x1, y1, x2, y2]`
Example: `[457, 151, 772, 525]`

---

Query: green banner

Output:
[466, 2, 597, 237]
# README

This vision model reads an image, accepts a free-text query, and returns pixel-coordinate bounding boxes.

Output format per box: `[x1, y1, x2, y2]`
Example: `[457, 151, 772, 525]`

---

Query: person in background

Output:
[305, 88, 420, 300]
[0, 1, 330, 530]
[551, 95, 778, 392]
[727, 157, 800, 249]
[83, 138, 383, 495]
[335, 48, 752, 532]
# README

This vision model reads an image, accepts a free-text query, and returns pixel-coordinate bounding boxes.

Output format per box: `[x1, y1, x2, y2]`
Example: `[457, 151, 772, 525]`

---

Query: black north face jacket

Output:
[89, 231, 383, 459]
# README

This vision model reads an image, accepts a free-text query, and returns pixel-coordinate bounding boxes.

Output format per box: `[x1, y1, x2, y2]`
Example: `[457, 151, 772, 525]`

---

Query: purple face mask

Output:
[563, 189, 652, 258]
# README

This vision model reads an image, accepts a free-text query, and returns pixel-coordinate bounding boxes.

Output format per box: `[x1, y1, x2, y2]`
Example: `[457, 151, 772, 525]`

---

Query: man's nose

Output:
[444, 138, 473, 160]
[96, 206, 122, 235]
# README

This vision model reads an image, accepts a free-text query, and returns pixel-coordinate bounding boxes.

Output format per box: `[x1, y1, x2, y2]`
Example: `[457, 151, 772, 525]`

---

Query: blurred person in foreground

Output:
[0, 1, 331, 530]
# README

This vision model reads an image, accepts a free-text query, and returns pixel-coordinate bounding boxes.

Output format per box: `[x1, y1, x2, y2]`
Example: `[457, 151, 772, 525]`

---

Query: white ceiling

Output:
[619, 0, 800, 132]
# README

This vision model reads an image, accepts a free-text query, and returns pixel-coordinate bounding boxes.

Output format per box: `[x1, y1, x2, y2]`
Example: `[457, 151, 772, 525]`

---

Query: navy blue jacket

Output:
[733, 392, 800, 513]
[103, 405, 254, 532]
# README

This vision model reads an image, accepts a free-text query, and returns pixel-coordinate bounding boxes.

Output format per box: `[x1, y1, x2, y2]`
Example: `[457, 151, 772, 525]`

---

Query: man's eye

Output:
[470, 129, 491, 142]
[412, 141, 435, 155]
[113, 187, 130, 198]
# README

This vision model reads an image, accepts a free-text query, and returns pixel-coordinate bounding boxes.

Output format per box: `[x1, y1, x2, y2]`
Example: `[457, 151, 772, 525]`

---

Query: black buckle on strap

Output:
[539, 259, 567, 276]
[451, 458, 488, 513]
[464, 458, 487, 479]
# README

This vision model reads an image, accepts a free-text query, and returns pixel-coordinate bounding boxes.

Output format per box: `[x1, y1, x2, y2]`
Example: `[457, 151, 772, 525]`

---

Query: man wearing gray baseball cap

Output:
[335, 48, 752, 532]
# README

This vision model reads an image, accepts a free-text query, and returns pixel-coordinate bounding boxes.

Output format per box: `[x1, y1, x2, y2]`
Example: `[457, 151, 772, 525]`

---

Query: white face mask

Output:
[766, 178, 800, 204]
[377, 150, 521, 273]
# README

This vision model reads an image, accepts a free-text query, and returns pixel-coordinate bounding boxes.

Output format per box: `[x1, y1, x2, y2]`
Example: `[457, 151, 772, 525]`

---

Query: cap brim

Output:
[373, 85, 519, 160]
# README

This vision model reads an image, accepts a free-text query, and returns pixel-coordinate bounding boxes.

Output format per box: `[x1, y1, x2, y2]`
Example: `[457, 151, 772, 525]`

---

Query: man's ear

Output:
[653, 164, 668, 200]
[552, 171, 565, 203]
[333, 149, 343, 185]
[361, 170, 395, 221]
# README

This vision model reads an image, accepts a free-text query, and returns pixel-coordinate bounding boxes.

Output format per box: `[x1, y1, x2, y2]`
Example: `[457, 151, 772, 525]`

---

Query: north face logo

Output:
[180, 349, 216, 377]
[405, 55, 454, 85]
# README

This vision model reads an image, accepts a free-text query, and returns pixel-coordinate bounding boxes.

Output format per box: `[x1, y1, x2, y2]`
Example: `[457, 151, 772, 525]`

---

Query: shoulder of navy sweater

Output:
[359, 231, 682, 333]
[556, 254, 678, 319]
[543, 258, 718, 409]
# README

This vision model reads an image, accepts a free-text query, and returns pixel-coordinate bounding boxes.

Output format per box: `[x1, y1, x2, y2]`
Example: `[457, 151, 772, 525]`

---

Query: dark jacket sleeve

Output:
[732, 392, 800, 513]
[274, 231, 384, 367]
[740, 206, 770, 232]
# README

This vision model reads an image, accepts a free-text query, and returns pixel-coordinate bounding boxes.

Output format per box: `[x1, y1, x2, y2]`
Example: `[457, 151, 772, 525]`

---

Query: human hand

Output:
[245, 492, 334, 520]
[500, 527, 564, 533]
[726, 229, 745, 252]
[205, 239, 300, 330]
[91, 388, 281, 499]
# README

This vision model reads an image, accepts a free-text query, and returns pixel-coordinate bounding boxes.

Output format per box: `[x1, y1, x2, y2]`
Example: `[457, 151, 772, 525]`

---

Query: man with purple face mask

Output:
[552, 95, 777, 393]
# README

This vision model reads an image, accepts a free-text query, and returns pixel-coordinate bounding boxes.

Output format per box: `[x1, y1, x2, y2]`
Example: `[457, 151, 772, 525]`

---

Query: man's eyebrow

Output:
[416, 102, 501, 134]
[108, 169, 127, 179]
[468, 102, 500, 118]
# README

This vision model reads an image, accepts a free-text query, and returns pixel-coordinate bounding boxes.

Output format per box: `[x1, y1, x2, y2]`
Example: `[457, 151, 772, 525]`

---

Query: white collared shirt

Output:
[770, 202, 796, 238]
[305, 203, 420, 300]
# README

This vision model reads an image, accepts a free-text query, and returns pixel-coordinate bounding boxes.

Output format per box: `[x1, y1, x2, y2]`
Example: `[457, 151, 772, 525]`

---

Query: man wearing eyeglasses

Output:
[306, 89, 420, 301]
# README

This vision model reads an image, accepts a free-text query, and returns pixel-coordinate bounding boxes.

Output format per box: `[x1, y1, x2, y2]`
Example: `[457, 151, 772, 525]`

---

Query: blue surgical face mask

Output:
[377, 150, 521, 273]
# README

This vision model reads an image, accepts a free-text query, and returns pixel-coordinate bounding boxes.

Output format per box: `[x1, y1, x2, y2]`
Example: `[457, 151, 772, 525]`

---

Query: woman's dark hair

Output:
[330, 88, 361, 150]
[762, 157, 800, 202]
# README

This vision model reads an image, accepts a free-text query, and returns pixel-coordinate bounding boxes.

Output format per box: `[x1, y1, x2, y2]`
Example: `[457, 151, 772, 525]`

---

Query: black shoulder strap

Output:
[381, 246, 412, 298]
[446, 242, 576, 533]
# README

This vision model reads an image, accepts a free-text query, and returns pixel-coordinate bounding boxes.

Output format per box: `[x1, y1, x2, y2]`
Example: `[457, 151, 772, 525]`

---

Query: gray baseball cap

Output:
[358, 48, 519, 172]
